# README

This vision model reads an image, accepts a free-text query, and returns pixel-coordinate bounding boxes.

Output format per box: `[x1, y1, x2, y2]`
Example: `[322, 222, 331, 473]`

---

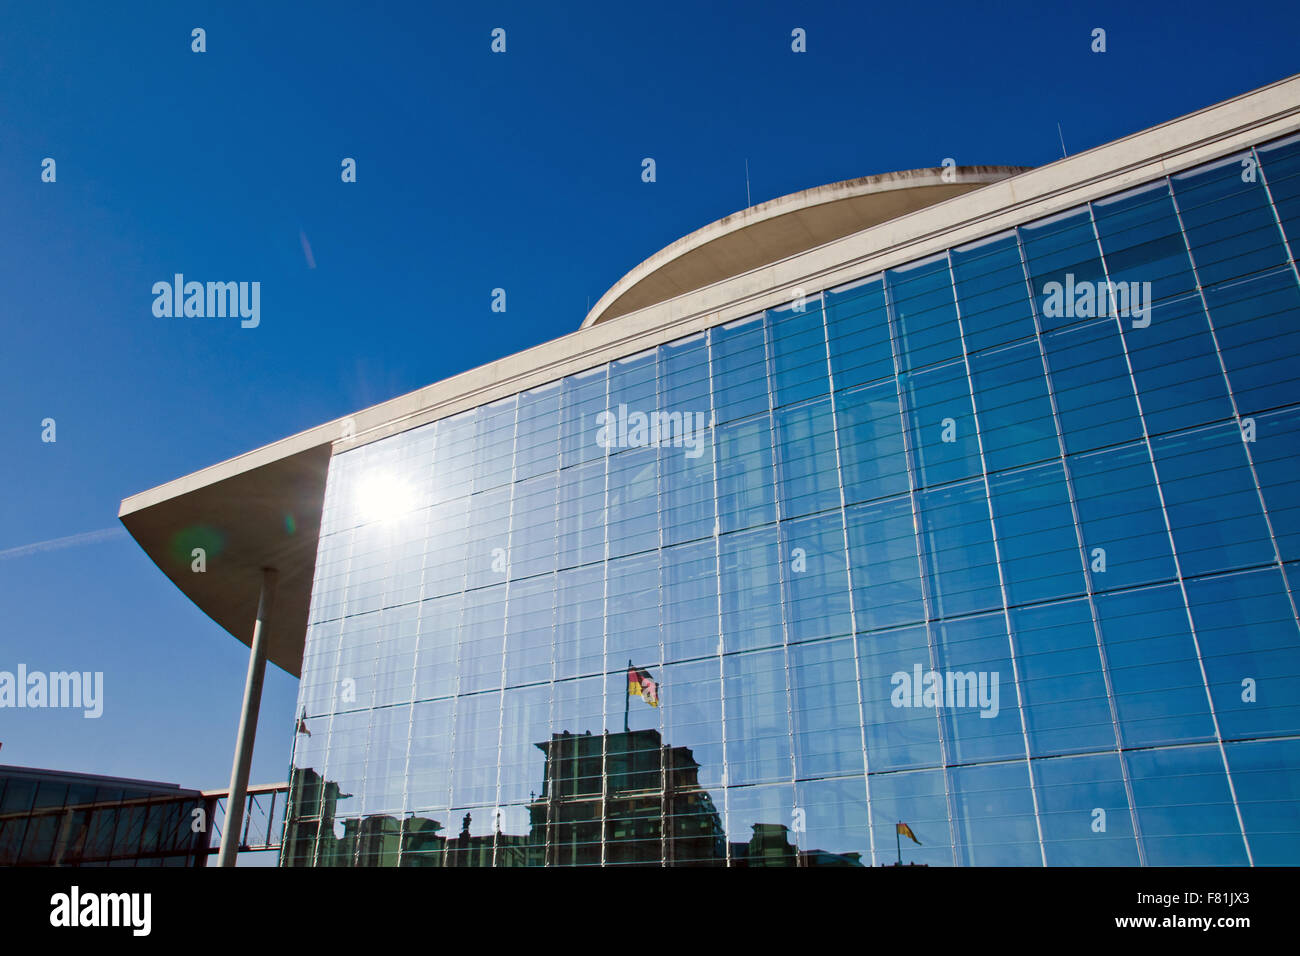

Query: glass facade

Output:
[283, 132, 1300, 866]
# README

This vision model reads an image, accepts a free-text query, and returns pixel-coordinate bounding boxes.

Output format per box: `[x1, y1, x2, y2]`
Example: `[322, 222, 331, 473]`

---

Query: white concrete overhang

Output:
[119, 73, 1300, 678]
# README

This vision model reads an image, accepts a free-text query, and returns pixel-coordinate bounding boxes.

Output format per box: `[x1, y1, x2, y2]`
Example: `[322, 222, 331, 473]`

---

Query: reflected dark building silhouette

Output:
[534, 729, 727, 866]
[281, 766, 350, 867]
[731, 822, 862, 867]
[284, 728, 862, 866]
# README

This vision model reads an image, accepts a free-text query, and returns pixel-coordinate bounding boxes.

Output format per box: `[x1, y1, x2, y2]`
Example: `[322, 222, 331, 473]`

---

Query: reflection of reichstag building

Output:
[284, 730, 861, 867]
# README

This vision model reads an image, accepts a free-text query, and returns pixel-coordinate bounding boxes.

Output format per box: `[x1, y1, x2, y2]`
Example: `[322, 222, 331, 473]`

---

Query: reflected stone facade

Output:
[283, 131, 1300, 866]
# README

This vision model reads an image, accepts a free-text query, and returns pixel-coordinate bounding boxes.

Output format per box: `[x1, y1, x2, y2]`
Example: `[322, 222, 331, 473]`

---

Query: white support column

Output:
[217, 566, 278, 867]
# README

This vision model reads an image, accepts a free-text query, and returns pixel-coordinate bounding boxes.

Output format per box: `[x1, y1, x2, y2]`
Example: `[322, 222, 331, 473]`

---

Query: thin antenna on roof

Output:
[1057, 122, 1068, 159]
[745, 158, 752, 207]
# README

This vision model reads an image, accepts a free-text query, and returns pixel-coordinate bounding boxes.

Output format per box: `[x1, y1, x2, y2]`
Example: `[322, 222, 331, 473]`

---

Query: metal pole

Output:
[217, 567, 278, 867]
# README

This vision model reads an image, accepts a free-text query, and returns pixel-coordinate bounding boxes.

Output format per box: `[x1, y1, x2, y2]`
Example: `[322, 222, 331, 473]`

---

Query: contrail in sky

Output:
[0, 527, 128, 560]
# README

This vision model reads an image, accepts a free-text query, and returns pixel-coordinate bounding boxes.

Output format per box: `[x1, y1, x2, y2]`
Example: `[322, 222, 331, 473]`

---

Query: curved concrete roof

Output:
[581, 166, 1033, 329]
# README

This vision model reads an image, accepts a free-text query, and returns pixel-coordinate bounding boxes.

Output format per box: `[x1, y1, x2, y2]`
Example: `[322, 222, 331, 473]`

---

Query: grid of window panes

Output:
[283, 133, 1300, 866]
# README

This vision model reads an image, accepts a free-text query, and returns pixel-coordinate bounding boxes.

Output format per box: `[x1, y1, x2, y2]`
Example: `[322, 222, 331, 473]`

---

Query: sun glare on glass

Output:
[355, 474, 416, 524]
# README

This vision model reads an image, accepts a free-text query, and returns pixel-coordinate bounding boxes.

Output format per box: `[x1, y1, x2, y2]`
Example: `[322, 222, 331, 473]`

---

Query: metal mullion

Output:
[353, 446, 397, 865]
[353, 444, 403, 858]
[315, 486, 360, 867]
[1231, 150, 1300, 630]
[882, 272, 959, 865]
[761, 307, 800, 852]
[1086, 200, 1254, 866]
[652, 347, 669, 867]
[945, 248, 1048, 867]
[599, 364, 612, 867]
[1255, 145, 1300, 283]
[818, 288, 876, 865]
[490, 397, 522, 867]
[395, 436, 433, 865]
[1012, 229, 1147, 864]
[544, 398, 562, 867]
[443, 441, 473, 859]
[704, 328, 732, 867]
[1169, 172, 1300, 855]
[293, 466, 337, 866]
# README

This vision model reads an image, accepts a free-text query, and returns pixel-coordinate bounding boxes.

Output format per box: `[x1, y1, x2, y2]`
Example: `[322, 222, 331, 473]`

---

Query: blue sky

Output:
[0, 0, 1296, 796]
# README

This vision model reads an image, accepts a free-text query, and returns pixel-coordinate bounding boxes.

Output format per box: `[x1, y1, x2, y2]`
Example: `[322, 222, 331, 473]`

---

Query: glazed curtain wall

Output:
[283, 133, 1300, 867]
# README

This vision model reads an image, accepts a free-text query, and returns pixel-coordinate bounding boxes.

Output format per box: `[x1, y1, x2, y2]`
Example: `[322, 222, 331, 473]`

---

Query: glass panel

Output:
[846, 496, 925, 632]
[1068, 442, 1177, 591]
[606, 445, 658, 558]
[606, 551, 662, 679]
[1126, 293, 1232, 434]
[1127, 745, 1248, 865]
[556, 459, 604, 570]
[1151, 422, 1274, 577]
[711, 315, 769, 425]
[1091, 179, 1196, 304]
[720, 525, 783, 654]
[789, 636, 863, 779]
[989, 462, 1086, 606]
[725, 782, 797, 866]
[825, 276, 892, 390]
[835, 382, 909, 506]
[1226, 737, 1300, 866]
[951, 232, 1036, 352]
[722, 649, 792, 787]
[555, 564, 603, 681]
[857, 625, 943, 772]
[1043, 317, 1143, 455]
[888, 254, 962, 371]
[951, 762, 1041, 866]
[716, 417, 775, 533]
[1172, 153, 1289, 289]
[1034, 753, 1140, 865]
[774, 398, 840, 518]
[1202, 268, 1300, 415]
[1094, 585, 1215, 747]
[969, 339, 1058, 472]
[472, 395, 516, 493]
[662, 539, 720, 664]
[904, 359, 981, 488]
[504, 574, 554, 689]
[1011, 599, 1114, 756]
[514, 382, 560, 482]
[782, 511, 852, 643]
[866, 769, 952, 866]
[560, 366, 607, 469]
[1020, 208, 1107, 335]
[1185, 568, 1300, 739]
[918, 479, 1001, 618]
[935, 613, 1023, 764]
[1251, 406, 1300, 563]
[768, 298, 830, 408]
[660, 333, 715, 548]
[795, 778, 868, 865]
[1258, 132, 1300, 250]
